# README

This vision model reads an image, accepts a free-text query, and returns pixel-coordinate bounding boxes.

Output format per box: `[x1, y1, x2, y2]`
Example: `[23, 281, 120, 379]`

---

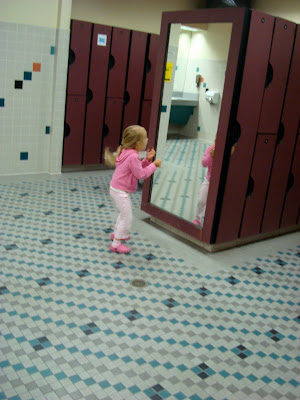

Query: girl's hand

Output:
[153, 159, 161, 167]
[210, 147, 215, 158]
[146, 148, 156, 161]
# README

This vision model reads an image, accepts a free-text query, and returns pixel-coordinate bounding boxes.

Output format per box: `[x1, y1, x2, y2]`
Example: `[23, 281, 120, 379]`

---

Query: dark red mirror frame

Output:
[141, 7, 251, 244]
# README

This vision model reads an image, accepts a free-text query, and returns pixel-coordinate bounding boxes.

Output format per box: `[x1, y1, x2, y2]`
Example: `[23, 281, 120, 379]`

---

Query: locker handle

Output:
[276, 121, 284, 144]
[265, 62, 273, 88]
[109, 55, 115, 70]
[64, 122, 70, 138]
[246, 176, 254, 199]
[230, 120, 241, 146]
[68, 49, 75, 66]
[124, 90, 130, 105]
[286, 172, 294, 193]
[103, 123, 109, 138]
[86, 88, 93, 104]
[145, 59, 151, 74]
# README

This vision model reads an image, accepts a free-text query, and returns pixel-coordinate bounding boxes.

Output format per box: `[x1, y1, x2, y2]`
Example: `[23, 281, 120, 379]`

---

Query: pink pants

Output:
[110, 188, 132, 240]
[195, 178, 209, 222]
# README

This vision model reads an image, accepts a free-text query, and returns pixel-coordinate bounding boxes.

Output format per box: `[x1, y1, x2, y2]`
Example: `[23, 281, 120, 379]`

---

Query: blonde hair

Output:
[104, 125, 146, 167]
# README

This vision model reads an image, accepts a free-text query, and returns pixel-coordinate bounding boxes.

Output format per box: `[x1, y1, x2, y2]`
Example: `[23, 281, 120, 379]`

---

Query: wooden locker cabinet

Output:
[63, 21, 160, 167]
[140, 8, 299, 251]
[216, 10, 275, 244]
[239, 18, 296, 238]
[67, 20, 92, 96]
[239, 135, 277, 238]
[281, 136, 300, 228]
[122, 31, 148, 130]
[144, 34, 160, 101]
[140, 100, 152, 133]
[102, 98, 124, 160]
[261, 25, 300, 233]
[258, 19, 296, 134]
[106, 27, 131, 99]
[83, 24, 112, 165]
[63, 95, 86, 165]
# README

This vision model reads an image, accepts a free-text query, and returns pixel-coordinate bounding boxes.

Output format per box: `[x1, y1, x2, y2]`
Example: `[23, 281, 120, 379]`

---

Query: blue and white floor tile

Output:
[0, 171, 299, 400]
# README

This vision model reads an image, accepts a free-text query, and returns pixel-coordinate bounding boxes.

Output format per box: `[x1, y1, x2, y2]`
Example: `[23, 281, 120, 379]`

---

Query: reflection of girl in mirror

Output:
[193, 139, 235, 227]
[192, 142, 215, 227]
[105, 125, 161, 254]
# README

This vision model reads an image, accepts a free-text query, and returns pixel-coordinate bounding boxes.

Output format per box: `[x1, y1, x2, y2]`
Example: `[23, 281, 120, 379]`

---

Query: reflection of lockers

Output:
[214, 13, 299, 244]
[63, 20, 159, 166]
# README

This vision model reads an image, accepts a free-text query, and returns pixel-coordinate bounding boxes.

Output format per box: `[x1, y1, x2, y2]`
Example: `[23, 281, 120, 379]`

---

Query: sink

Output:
[171, 91, 199, 106]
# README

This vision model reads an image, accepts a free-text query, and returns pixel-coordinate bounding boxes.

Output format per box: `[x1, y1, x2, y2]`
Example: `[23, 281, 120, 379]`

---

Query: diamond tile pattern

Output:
[0, 172, 299, 400]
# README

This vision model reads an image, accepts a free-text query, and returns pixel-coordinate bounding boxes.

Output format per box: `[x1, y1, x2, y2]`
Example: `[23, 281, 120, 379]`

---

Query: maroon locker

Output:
[63, 96, 86, 165]
[140, 100, 152, 133]
[261, 26, 300, 233]
[216, 11, 275, 244]
[281, 136, 300, 228]
[102, 98, 123, 162]
[106, 28, 130, 99]
[240, 135, 277, 238]
[144, 34, 160, 101]
[67, 20, 92, 96]
[258, 19, 296, 133]
[122, 31, 148, 130]
[83, 24, 112, 165]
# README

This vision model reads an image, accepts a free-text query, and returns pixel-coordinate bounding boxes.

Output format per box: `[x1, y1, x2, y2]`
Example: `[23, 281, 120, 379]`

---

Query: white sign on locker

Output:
[97, 34, 107, 46]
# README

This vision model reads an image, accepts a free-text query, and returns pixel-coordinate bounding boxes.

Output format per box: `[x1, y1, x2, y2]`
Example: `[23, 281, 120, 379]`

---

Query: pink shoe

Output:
[110, 233, 130, 241]
[192, 219, 202, 226]
[110, 243, 131, 254]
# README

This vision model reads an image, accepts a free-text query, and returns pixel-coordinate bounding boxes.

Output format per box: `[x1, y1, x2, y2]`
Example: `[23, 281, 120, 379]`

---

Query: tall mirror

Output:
[150, 22, 232, 228]
[141, 8, 250, 245]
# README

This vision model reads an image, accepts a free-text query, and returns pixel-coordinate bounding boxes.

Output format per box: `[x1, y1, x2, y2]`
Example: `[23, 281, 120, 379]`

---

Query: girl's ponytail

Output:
[104, 125, 146, 167]
[104, 145, 122, 167]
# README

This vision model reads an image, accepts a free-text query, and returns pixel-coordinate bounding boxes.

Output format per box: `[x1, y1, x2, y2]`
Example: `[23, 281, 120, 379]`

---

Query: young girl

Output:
[105, 125, 161, 254]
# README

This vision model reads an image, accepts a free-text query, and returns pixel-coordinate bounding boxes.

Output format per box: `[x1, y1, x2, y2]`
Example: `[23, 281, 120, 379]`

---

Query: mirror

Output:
[149, 22, 232, 228]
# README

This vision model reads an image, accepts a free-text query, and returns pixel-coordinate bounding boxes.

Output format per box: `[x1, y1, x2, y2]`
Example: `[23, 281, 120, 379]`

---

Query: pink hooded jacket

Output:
[110, 149, 157, 193]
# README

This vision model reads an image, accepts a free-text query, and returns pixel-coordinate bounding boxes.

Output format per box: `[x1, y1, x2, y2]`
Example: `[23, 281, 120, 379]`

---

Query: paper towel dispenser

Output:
[205, 90, 220, 104]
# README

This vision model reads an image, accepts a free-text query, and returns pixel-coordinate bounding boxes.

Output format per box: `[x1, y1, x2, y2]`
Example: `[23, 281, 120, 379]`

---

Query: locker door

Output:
[67, 20, 92, 96]
[63, 96, 86, 165]
[281, 136, 300, 228]
[83, 24, 112, 165]
[102, 98, 123, 161]
[216, 11, 275, 244]
[258, 19, 296, 133]
[144, 34, 160, 101]
[106, 28, 130, 99]
[261, 25, 300, 233]
[122, 31, 148, 130]
[240, 135, 277, 238]
[140, 100, 152, 133]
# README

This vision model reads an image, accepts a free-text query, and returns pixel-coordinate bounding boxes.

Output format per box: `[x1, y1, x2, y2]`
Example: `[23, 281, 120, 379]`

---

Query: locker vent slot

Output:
[265, 62, 273, 88]
[276, 121, 284, 144]
[286, 172, 294, 193]
[64, 122, 70, 138]
[246, 176, 254, 199]
[68, 49, 75, 66]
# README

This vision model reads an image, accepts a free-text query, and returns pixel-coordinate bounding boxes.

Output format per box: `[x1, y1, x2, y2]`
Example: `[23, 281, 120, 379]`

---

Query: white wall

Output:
[71, 0, 205, 34]
[252, 0, 300, 23]
[0, 0, 71, 175]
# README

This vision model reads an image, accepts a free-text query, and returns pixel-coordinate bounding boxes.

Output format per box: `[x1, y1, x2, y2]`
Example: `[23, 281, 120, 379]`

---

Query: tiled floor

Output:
[0, 171, 299, 400]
